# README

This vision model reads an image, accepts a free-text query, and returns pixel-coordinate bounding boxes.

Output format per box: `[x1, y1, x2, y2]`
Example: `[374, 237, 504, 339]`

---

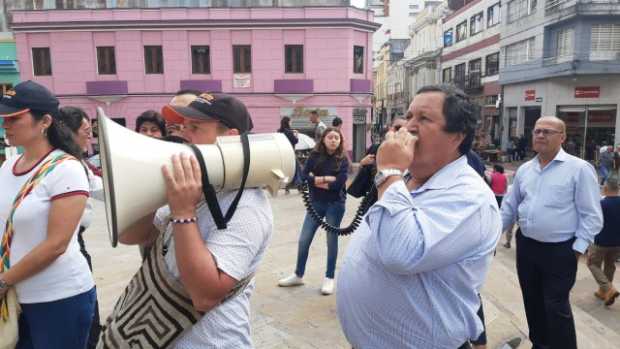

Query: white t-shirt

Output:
[154, 188, 273, 349]
[0, 149, 94, 303]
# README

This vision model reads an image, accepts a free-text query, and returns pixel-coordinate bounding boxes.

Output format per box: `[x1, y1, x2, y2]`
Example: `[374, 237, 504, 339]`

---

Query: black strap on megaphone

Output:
[187, 132, 251, 230]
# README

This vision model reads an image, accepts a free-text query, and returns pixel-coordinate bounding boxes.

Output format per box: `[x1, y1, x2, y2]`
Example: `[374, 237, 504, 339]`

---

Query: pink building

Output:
[10, 6, 379, 159]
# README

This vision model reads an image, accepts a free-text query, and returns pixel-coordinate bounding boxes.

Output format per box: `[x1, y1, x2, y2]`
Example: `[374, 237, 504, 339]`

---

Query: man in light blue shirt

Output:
[336, 85, 501, 348]
[501, 116, 603, 349]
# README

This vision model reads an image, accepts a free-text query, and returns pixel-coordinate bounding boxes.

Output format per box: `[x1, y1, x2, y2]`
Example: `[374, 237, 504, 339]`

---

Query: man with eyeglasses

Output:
[501, 116, 603, 349]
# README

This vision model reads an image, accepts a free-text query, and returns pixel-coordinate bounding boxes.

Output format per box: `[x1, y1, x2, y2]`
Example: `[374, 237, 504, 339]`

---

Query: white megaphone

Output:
[96, 108, 296, 247]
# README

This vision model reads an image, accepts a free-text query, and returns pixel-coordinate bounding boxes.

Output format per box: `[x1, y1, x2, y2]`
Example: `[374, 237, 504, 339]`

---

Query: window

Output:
[32, 47, 52, 76]
[353, 46, 364, 74]
[556, 28, 574, 62]
[470, 12, 484, 36]
[96, 47, 116, 75]
[409, 4, 419, 9]
[454, 63, 466, 83]
[505, 37, 535, 66]
[144, 46, 163, 74]
[442, 67, 452, 83]
[233, 45, 252, 73]
[468, 58, 482, 88]
[590, 24, 620, 60]
[456, 21, 468, 42]
[285, 45, 304, 73]
[469, 58, 482, 74]
[444, 29, 454, 47]
[507, 0, 536, 23]
[485, 52, 500, 76]
[487, 2, 501, 27]
[191, 46, 211, 74]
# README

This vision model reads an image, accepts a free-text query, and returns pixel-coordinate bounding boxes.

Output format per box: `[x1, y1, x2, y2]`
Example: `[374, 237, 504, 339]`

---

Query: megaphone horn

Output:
[96, 107, 296, 247]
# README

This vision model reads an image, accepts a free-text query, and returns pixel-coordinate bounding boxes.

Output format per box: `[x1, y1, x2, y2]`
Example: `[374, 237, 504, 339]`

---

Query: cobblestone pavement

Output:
[86, 189, 619, 349]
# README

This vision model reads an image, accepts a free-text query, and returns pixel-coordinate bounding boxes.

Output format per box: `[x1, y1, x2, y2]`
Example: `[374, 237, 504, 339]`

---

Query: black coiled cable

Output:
[298, 180, 374, 236]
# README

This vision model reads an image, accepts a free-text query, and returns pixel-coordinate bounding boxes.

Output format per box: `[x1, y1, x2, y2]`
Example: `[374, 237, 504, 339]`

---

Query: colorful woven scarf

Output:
[1, 153, 74, 321]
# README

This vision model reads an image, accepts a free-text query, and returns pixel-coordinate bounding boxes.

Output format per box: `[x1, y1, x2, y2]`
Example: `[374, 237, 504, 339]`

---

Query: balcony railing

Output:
[7, 0, 351, 11]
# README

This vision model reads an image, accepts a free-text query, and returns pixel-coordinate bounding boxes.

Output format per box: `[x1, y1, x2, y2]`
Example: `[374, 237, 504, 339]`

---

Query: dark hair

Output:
[332, 116, 343, 127]
[416, 84, 478, 155]
[493, 164, 504, 173]
[135, 110, 167, 136]
[175, 89, 202, 96]
[31, 110, 83, 159]
[310, 110, 319, 116]
[58, 106, 89, 134]
[279, 116, 291, 131]
[162, 135, 188, 144]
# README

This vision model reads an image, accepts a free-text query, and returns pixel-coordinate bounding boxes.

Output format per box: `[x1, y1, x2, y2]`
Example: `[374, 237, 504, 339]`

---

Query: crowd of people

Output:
[0, 80, 618, 349]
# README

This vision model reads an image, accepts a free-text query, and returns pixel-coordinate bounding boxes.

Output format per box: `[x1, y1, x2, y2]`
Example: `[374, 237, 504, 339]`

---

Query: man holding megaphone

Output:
[98, 94, 274, 349]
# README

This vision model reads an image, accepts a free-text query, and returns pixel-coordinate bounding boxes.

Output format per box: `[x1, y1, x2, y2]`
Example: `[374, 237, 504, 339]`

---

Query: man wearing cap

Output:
[116, 93, 272, 348]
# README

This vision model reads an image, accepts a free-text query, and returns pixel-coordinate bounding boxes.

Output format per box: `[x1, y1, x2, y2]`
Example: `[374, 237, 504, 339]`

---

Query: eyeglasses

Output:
[532, 128, 563, 136]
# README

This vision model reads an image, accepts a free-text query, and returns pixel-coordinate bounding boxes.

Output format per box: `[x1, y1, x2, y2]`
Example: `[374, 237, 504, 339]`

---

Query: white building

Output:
[441, 0, 502, 146]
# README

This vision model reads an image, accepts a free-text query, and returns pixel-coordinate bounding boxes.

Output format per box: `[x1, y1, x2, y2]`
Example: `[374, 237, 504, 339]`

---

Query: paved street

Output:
[86, 189, 620, 349]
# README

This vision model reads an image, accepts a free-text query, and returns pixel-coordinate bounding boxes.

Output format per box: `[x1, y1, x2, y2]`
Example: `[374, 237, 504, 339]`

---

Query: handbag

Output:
[0, 153, 74, 349]
[0, 288, 20, 349]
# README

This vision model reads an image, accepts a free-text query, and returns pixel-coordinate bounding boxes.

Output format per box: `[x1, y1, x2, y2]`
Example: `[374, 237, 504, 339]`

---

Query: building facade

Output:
[499, 0, 620, 158]
[0, 4, 21, 163]
[10, 4, 379, 160]
[441, 0, 502, 147]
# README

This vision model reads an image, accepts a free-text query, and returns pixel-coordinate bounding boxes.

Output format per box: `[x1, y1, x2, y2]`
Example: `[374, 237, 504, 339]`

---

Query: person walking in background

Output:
[309, 110, 326, 143]
[587, 175, 620, 306]
[135, 110, 166, 139]
[489, 164, 508, 208]
[58, 106, 105, 349]
[278, 127, 349, 295]
[277, 116, 300, 193]
[599, 145, 614, 185]
[332, 116, 343, 131]
[0, 81, 95, 349]
[501, 116, 603, 349]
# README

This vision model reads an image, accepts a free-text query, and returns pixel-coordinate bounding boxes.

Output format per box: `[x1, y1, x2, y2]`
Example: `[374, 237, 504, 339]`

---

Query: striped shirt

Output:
[336, 156, 502, 348]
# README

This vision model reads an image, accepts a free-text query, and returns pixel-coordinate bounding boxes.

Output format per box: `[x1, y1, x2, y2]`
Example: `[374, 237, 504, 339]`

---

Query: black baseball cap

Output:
[162, 93, 253, 133]
[0, 80, 59, 117]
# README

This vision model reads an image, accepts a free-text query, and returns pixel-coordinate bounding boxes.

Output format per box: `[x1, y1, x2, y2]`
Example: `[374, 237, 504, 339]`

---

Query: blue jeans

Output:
[295, 200, 345, 279]
[600, 165, 611, 185]
[17, 287, 96, 349]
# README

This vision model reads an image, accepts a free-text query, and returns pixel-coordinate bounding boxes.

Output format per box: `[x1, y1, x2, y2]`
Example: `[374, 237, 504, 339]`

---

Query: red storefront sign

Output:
[524, 90, 536, 101]
[574, 86, 600, 98]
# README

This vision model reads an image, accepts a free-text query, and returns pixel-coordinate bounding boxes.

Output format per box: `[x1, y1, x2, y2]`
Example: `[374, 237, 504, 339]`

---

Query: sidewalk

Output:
[87, 192, 620, 348]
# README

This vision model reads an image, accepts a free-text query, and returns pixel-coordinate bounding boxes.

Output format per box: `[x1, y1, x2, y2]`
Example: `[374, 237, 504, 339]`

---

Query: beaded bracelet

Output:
[170, 216, 197, 224]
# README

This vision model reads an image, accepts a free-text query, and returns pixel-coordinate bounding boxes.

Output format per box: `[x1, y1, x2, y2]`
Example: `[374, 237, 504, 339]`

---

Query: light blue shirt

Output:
[336, 156, 502, 349]
[501, 148, 603, 253]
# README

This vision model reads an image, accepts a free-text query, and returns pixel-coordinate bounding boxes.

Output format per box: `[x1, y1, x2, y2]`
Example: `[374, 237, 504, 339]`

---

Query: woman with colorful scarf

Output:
[0, 81, 95, 349]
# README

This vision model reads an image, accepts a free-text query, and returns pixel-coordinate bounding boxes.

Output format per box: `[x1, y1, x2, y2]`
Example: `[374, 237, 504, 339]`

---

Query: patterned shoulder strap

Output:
[0, 153, 74, 321]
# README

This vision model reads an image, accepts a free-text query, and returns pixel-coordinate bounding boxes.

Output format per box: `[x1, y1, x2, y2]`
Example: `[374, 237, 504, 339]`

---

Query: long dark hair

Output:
[312, 127, 346, 172]
[58, 106, 89, 134]
[136, 110, 166, 136]
[31, 109, 83, 159]
[279, 116, 291, 132]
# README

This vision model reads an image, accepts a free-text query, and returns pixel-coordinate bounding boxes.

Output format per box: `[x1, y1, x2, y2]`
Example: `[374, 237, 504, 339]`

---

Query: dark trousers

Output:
[516, 230, 577, 349]
[78, 226, 102, 349]
[470, 294, 487, 346]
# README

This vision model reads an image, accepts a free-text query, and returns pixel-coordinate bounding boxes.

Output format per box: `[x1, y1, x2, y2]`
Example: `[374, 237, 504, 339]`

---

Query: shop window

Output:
[97, 47, 116, 75]
[285, 45, 304, 73]
[32, 47, 52, 76]
[191, 46, 211, 74]
[557, 105, 617, 160]
[470, 12, 484, 36]
[353, 46, 364, 74]
[487, 2, 501, 27]
[144, 46, 163, 74]
[233, 45, 252, 73]
[456, 21, 468, 42]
